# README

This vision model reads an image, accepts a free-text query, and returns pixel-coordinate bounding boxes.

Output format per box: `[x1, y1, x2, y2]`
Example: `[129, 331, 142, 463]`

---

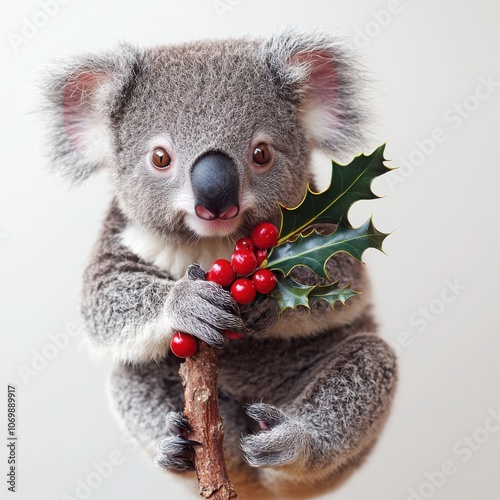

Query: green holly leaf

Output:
[268, 277, 358, 313]
[278, 144, 390, 244]
[269, 277, 316, 312]
[308, 281, 359, 308]
[259, 144, 392, 313]
[266, 218, 389, 280]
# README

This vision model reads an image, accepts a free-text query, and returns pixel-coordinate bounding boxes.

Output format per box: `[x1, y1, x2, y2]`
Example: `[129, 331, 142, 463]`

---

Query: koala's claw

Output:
[155, 435, 199, 472]
[242, 403, 309, 468]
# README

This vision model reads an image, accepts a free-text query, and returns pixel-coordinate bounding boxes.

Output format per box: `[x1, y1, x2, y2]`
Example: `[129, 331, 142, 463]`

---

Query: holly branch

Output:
[173, 145, 391, 499]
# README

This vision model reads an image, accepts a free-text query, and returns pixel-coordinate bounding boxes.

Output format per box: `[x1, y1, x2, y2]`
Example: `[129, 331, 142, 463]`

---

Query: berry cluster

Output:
[170, 222, 279, 358]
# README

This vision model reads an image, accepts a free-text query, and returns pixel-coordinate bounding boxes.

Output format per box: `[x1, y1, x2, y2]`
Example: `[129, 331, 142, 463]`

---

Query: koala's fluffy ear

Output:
[39, 45, 141, 184]
[262, 30, 371, 157]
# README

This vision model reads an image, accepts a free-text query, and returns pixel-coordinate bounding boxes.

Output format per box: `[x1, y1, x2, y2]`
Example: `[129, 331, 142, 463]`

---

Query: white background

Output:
[1, 1, 499, 499]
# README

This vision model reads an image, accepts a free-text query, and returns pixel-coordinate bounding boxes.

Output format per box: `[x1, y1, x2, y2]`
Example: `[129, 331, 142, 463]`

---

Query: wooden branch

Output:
[179, 341, 237, 499]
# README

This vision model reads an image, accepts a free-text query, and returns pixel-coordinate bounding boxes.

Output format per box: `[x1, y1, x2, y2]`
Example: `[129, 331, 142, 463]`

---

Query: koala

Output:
[40, 30, 397, 494]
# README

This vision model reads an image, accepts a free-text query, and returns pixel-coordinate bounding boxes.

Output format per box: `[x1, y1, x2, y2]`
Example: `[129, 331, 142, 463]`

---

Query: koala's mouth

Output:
[184, 212, 243, 238]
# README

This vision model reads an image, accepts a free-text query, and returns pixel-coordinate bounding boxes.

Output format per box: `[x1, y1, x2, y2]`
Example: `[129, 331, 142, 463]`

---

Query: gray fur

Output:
[155, 436, 199, 472]
[40, 29, 396, 492]
[262, 30, 371, 156]
[38, 45, 141, 184]
[165, 411, 190, 434]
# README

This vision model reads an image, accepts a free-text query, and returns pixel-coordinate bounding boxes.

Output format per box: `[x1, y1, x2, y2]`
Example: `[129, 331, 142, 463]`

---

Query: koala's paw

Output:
[154, 412, 199, 472]
[165, 264, 245, 348]
[241, 403, 310, 468]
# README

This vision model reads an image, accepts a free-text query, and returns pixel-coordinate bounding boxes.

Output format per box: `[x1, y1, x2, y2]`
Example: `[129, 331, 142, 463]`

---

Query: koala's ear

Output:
[262, 30, 371, 157]
[39, 45, 141, 184]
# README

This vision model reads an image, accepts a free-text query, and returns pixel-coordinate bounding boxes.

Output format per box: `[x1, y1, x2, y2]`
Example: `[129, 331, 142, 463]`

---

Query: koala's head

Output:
[41, 30, 369, 244]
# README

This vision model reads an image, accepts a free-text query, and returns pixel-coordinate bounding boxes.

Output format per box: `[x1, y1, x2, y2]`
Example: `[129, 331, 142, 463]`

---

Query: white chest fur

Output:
[120, 223, 234, 279]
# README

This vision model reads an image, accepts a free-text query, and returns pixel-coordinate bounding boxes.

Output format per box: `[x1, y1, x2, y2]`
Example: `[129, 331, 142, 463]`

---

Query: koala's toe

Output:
[198, 282, 240, 315]
[201, 305, 245, 333]
[241, 430, 295, 467]
[155, 436, 199, 472]
[195, 323, 226, 348]
[241, 413, 308, 468]
[165, 411, 190, 436]
[245, 403, 285, 429]
[186, 263, 206, 281]
[175, 316, 226, 348]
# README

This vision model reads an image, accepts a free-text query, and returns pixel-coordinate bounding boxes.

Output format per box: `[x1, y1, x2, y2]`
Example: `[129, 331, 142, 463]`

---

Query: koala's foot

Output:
[155, 412, 200, 472]
[241, 403, 310, 468]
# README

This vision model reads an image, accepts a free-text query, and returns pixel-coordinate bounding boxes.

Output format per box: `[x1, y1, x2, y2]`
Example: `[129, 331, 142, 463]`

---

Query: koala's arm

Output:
[81, 202, 244, 363]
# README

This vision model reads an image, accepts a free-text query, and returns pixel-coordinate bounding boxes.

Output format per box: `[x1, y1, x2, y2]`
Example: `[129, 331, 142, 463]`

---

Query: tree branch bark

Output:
[179, 341, 237, 499]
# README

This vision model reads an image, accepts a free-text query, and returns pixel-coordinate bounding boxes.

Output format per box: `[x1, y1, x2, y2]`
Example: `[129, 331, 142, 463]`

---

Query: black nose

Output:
[191, 152, 240, 221]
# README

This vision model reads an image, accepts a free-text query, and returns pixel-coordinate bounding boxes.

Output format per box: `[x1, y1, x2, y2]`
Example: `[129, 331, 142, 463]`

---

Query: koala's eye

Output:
[252, 143, 273, 166]
[151, 148, 172, 169]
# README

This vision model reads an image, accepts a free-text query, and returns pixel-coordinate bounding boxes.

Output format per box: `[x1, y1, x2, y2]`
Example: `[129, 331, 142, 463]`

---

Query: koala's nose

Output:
[191, 152, 240, 221]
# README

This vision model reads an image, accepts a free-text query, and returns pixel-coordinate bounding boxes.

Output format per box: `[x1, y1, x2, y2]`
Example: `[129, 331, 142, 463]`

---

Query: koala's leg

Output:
[241, 333, 397, 486]
[109, 359, 251, 473]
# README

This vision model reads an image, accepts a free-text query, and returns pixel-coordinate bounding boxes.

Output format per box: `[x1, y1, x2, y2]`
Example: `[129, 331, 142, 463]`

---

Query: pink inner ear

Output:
[62, 71, 107, 150]
[290, 50, 338, 111]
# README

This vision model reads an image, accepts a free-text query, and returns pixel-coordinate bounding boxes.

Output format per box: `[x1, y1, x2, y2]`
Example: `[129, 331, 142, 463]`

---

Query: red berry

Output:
[251, 222, 279, 249]
[207, 259, 235, 287]
[235, 238, 255, 253]
[223, 330, 245, 340]
[170, 332, 198, 358]
[256, 248, 268, 266]
[252, 269, 277, 294]
[230, 278, 256, 305]
[231, 249, 257, 276]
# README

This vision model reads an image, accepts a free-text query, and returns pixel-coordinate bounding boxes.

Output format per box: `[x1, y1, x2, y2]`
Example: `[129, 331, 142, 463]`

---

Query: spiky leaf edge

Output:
[266, 218, 389, 280]
[277, 144, 391, 244]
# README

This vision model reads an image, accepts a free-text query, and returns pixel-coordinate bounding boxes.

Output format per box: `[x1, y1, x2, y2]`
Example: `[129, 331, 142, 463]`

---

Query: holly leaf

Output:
[269, 276, 316, 312]
[268, 277, 358, 312]
[308, 281, 359, 308]
[278, 144, 390, 244]
[266, 218, 389, 280]
[260, 144, 391, 313]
